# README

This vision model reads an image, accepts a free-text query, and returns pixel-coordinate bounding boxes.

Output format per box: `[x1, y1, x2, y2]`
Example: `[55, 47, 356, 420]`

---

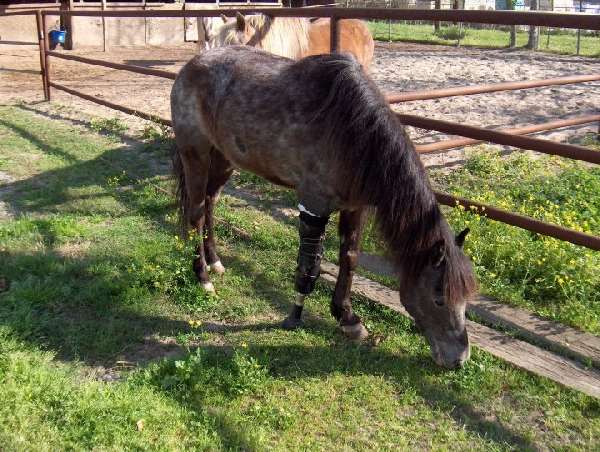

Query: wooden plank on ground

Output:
[356, 252, 600, 368]
[320, 262, 600, 399]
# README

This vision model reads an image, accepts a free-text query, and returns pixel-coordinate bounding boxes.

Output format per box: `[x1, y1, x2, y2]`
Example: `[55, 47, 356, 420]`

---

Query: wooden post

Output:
[330, 16, 339, 53]
[35, 10, 49, 101]
[42, 13, 52, 101]
[102, 0, 107, 52]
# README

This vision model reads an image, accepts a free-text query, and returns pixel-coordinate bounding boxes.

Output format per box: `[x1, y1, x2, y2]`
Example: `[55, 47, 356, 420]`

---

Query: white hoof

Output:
[201, 281, 215, 293]
[209, 260, 225, 275]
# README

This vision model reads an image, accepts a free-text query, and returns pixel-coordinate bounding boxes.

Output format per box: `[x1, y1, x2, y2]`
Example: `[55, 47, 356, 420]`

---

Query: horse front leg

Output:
[282, 209, 329, 330]
[331, 209, 369, 341]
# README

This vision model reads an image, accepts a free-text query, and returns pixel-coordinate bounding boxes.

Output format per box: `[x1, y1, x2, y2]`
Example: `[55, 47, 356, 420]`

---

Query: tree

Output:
[526, 0, 539, 50]
[505, 0, 517, 48]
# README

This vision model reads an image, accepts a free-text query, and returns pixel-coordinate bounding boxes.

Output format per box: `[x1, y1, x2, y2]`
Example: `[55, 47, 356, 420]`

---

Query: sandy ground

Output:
[1, 42, 599, 167]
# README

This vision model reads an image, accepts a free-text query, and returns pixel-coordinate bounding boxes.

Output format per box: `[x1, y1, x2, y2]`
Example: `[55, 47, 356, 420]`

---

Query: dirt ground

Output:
[1, 41, 599, 167]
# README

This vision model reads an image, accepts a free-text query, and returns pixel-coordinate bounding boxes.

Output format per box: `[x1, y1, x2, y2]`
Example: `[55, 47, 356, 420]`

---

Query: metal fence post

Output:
[35, 10, 49, 101]
[42, 12, 51, 101]
[330, 15, 339, 53]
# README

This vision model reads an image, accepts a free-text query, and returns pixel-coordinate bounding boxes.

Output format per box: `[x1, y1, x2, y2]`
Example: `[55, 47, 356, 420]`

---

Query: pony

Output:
[170, 46, 477, 368]
[200, 13, 374, 69]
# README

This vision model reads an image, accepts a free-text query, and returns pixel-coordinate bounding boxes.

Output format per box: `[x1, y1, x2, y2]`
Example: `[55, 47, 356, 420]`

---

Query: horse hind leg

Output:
[173, 134, 214, 292]
[203, 148, 233, 275]
[331, 209, 369, 341]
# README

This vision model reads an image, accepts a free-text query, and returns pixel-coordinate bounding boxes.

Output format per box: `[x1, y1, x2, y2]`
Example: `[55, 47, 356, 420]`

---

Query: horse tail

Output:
[171, 142, 190, 235]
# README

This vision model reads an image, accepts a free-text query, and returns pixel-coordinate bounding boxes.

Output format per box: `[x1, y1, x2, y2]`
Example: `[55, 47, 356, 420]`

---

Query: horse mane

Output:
[299, 54, 477, 304]
[222, 15, 310, 59]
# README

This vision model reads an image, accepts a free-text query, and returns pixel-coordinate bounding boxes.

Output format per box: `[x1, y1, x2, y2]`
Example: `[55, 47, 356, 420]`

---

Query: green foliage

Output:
[367, 22, 600, 57]
[432, 150, 600, 332]
[137, 347, 269, 400]
[139, 121, 172, 144]
[434, 26, 467, 41]
[90, 117, 127, 138]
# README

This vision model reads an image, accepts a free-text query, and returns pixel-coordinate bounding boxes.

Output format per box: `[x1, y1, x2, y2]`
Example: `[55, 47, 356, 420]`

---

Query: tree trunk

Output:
[434, 0, 441, 32]
[527, 0, 539, 50]
[59, 0, 73, 50]
[508, 0, 517, 48]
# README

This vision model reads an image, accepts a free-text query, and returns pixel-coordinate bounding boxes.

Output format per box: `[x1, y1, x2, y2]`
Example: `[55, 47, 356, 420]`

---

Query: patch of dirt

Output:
[55, 241, 92, 259]
[87, 334, 188, 383]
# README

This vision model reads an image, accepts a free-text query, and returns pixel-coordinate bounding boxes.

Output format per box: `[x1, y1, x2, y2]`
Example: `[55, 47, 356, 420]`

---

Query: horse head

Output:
[203, 12, 266, 50]
[397, 228, 474, 368]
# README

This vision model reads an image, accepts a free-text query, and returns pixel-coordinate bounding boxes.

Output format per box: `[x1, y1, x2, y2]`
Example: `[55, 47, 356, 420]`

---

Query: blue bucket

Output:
[49, 30, 66, 46]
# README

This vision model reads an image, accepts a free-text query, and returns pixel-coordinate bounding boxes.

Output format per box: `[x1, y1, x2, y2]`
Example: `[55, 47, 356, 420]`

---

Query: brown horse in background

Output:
[171, 46, 476, 368]
[201, 13, 374, 69]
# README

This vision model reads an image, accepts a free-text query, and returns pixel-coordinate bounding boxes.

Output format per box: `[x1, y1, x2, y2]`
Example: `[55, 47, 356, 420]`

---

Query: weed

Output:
[90, 117, 127, 138]
[434, 26, 467, 41]
[139, 122, 171, 143]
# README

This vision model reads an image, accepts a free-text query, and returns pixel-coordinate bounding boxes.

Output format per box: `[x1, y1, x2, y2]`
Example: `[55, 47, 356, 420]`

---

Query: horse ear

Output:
[235, 12, 246, 31]
[220, 14, 228, 24]
[430, 239, 446, 267]
[455, 228, 469, 248]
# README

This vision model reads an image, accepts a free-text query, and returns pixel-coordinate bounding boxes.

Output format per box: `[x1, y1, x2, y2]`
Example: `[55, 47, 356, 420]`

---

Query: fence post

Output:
[35, 10, 49, 101]
[42, 12, 52, 101]
[102, 0, 107, 52]
[330, 16, 339, 53]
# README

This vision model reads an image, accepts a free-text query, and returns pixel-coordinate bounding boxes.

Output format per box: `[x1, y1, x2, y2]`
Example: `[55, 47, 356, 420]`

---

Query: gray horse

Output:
[170, 46, 477, 368]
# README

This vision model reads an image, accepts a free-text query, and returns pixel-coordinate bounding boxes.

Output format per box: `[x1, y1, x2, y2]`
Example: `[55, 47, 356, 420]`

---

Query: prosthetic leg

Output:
[282, 209, 329, 330]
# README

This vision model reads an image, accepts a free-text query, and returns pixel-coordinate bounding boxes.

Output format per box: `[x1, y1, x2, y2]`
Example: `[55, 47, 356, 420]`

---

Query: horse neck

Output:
[370, 133, 447, 266]
[258, 17, 310, 59]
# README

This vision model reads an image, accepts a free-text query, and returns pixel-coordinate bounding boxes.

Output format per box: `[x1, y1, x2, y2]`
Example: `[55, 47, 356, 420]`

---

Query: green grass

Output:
[368, 22, 600, 57]
[430, 149, 600, 334]
[1, 105, 600, 449]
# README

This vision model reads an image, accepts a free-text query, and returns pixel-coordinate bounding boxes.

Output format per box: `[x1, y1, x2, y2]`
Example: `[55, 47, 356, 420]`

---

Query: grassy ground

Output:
[368, 22, 600, 57]
[430, 149, 600, 334]
[1, 105, 600, 449]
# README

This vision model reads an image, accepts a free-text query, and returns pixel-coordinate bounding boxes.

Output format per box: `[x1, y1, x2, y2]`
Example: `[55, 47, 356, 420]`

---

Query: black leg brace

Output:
[295, 211, 328, 295]
[282, 212, 328, 329]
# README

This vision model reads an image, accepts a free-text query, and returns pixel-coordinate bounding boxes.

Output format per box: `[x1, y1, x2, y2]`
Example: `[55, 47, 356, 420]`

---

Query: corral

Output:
[1, 5, 600, 449]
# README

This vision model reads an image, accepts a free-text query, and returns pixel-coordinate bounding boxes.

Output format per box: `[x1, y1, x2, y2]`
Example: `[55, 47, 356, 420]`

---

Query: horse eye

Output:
[434, 297, 445, 307]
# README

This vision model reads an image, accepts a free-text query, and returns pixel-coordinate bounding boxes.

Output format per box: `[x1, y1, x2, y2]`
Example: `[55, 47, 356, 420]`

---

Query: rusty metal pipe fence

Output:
[2, 7, 599, 250]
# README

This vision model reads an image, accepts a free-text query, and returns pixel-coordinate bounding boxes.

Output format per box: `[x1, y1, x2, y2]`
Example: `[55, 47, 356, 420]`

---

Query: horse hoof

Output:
[209, 260, 226, 275]
[341, 323, 369, 342]
[201, 281, 215, 293]
[282, 316, 303, 330]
